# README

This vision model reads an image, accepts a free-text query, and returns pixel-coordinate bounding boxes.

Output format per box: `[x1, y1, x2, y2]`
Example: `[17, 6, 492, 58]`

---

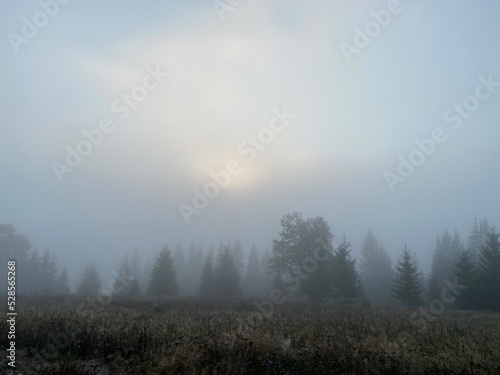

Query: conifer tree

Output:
[467, 218, 491, 267]
[26, 248, 42, 295]
[214, 246, 241, 298]
[114, 253, 142, 297]
[359, 230, 393, 305]
[243, 244, 265, 297]
[429, 229, 463, 299]
[232, 239, 245, 278]
[56, 266, 71, 295]
[78, 262, 101, 296]
[454, 250, 476, 309]
[40, 249, 59, 295]
[260, 248, 274, 293]
[476, 229, 500, 310]
[127, 278, 142, 297]
[198, 253, 215, 297]
[392, 244, 423, 307]
[331, 236, 361, 303]
[148, 245, 178, 296]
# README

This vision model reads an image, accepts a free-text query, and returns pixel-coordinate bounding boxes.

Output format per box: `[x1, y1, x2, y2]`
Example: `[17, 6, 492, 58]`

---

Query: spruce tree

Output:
[26, 249, 42, 295]
[476, 230, 500, 310]
[243, 244, 265, 297]
[40, 249, 58, 295]
[467, 218, 491, 267]
[232, 239, 245, 278]
[359, 230, 393, 305]
[260, 248, 274, 292]
[198, 253, 215, 297]
[392, 244, 423, 307]
[214, 246, 241, 298]
[127, 278, 142, 297]
[331, 236, 361, 303]
[183, 242, 204, 295]
[148, 245, 178, 296]
[78, 262, 101, 296]
[454, 250, 476, 309]
[56, 266, 71, 295]
[426, 274, 440, 302]
[115, 253, 141, 297]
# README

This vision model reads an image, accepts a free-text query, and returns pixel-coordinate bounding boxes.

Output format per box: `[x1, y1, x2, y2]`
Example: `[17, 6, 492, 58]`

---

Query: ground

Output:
[1, 297, 500, 374]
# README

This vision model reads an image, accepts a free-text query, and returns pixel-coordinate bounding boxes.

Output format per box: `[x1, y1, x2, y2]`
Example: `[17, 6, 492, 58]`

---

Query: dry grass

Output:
[1, 297, 499, 374]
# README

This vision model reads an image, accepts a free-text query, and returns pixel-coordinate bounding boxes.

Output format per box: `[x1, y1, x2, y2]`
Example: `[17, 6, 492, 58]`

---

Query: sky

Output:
[1, 0, 500, 280]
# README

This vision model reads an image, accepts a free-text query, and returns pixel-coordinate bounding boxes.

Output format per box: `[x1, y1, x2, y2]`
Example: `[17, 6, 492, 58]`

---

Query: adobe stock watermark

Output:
[213, 0, 245, 22]
[178, 106, 296, 224]
[7, 0, 73, 54]
[385, 74, 500, 192]
[339, 0, 408, 63]
[51, 65, 171, 182]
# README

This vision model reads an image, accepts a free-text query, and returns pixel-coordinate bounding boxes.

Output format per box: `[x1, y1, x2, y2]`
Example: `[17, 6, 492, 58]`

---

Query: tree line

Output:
[0, 215, 498, 311]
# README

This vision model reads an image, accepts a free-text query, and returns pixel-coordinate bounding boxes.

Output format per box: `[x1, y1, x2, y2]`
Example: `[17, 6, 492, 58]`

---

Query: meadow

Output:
[1, 297, 500, 374]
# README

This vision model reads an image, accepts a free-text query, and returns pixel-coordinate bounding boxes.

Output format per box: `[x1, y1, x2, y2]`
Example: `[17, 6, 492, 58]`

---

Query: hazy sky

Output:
[1, 0, 500, 276]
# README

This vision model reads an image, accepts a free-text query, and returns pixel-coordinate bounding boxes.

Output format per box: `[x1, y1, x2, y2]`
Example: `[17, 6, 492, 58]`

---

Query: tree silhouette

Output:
[454, 250, 476, 309]
[198, 252, 215, 297]
[78, 262, 101, 296]
[56, 266, 71, 295]
[214, 246, 241, 298]
[476, 229, 500, 310]
[270, 212, 334, 302]
[148, 245, 178, 296]
[331, 236, 361, 303]
[243, 244, 266, 297]
[40, 249, 58, 295]
[392, 244, 422, 307]
[359, 230, 393, 305]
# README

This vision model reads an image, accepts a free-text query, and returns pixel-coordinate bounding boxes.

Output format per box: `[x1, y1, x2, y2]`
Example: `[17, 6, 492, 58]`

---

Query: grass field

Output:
[2, 297, 500, 374]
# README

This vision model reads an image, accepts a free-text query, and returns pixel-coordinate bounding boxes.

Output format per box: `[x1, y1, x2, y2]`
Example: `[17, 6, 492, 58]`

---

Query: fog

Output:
[1, 0, 500, 284]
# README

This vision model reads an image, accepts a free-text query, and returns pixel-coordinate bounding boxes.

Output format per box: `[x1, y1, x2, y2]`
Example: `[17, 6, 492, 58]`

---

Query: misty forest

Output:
[2, 1, 500, 374]
[1, 215, 500, 373]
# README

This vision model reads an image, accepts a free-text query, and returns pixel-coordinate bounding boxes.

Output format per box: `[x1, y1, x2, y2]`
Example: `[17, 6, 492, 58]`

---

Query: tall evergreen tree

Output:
[127, 278, 142, 297]
[476, 229, 500, 310]
[173, 242, 185, 278]
[40, 249, 59, 295]
[467, 218, 491, 267]
[429, 229, 462, 300]
[198, 252, 215, 297]
[260, 248, 274, 293]
[0, 226, 31, 294]
[25, 248, 42, 295]
[115, 253, 140, 297]
[78, 262, 101, 296]
[148, 245, 178, 296]
[232, 239, 245, 278]
[182, 242, 204, 295]
[359, 230, 393, 305]
[392, 244, 423, 307]
[331, 236, 361, 303]
[56, 266, 71, 295]
[141, 258, 152, 292]
[214, 246, 241, 298]
[454, 250, 476, 309]
[131, 250, 142, 284]
[243, 244, 266, 297]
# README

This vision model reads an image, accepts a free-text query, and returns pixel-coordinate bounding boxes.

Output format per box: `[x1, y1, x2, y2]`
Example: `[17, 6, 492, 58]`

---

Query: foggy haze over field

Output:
[1, 0, 500, 281]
